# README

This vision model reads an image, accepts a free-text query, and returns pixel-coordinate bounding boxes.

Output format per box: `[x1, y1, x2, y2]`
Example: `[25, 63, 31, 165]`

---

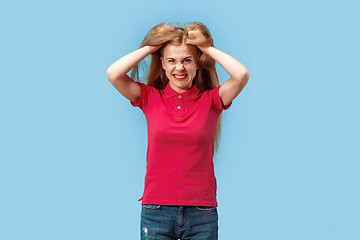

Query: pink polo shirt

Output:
[130, 81, 231, 206]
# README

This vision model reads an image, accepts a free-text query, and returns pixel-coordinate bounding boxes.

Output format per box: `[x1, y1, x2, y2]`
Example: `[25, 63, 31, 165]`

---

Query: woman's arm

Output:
[199, 46, 250, 107]
[106, 45, 160, 103]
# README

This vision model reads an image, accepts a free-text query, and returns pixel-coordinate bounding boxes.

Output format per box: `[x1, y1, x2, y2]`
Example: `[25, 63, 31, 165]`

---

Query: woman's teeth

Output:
[173, 74, 188, 79]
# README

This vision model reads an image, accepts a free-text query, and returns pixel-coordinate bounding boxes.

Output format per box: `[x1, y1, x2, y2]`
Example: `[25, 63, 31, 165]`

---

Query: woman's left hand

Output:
[186, 30, 211, 51]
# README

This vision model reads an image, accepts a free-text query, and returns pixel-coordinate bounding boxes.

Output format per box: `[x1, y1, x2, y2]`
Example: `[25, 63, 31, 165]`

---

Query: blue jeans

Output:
[140, 205, 218, 240]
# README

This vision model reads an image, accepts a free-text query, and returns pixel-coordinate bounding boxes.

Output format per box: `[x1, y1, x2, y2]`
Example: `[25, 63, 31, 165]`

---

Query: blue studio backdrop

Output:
[1, 0, 359, 239]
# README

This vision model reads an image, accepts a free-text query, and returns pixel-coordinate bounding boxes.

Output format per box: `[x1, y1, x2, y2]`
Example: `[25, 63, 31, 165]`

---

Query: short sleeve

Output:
[211, 86, 232, 112]
[130, 82, 154, 110]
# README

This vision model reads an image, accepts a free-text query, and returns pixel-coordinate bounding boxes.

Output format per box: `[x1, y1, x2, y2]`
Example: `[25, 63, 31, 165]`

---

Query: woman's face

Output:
[160, 43, 199, 93]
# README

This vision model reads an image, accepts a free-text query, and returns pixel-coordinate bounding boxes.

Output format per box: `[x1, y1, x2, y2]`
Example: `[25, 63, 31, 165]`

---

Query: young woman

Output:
[106, 22, 249, 240]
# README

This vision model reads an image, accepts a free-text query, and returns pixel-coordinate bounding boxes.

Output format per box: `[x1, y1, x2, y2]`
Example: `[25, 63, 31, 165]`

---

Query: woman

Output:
[106, 22, 249, 240]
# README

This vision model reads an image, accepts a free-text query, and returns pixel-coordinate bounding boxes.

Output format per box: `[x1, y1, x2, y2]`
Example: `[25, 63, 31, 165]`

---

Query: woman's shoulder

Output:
[200, 85, 221, 97]
[200, 85, 231, 111]
[136, 82, 161, 94]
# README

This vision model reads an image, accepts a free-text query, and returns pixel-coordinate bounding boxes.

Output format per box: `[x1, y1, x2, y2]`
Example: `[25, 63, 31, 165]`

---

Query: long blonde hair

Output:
[131, 22, 222, 152]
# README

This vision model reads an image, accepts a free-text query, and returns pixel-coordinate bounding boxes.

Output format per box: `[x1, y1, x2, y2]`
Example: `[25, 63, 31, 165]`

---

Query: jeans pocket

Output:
[142, 204, 161, 210]
[196, 206, 217, 211]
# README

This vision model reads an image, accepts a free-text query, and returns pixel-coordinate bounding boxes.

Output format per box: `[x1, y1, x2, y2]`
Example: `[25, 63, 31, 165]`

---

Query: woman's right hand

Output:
[147, 44, 162, 54]
[106, 44, 163, 103]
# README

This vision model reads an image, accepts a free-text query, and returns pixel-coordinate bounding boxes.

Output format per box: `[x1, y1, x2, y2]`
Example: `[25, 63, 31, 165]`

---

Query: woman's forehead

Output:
[163, 44, 197, 58]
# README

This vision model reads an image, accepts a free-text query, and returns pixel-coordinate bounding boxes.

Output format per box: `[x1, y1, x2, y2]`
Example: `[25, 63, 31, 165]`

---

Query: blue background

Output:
[1, 0, 359, 239]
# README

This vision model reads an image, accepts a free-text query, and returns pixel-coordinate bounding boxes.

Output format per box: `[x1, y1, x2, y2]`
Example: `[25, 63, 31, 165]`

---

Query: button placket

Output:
[174, 94, 184, 120]
[176, 95, 183, 110]
[176, 95, 182, 110]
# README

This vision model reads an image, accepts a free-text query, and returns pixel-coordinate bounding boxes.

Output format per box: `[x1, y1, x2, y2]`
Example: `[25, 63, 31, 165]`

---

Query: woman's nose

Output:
[175, 63, 185, 70]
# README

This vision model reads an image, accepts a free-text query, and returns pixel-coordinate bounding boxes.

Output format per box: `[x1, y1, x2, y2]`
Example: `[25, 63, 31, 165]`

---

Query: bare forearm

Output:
[106, 46, 158, 79]
[200, 46, 249, 81]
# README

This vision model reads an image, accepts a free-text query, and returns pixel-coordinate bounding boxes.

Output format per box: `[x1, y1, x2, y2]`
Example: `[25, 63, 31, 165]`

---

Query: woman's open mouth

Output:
[173, 74, 188, 80]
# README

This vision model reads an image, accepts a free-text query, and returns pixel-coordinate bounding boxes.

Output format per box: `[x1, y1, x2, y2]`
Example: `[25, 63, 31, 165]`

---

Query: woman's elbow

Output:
[234, 71, 250, 83]
[243, 70, 250, 81]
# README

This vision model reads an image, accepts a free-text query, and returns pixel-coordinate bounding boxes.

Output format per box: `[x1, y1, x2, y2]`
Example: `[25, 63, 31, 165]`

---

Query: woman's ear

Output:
[160, 57, 166, 70]
[195, 56, 200, 70]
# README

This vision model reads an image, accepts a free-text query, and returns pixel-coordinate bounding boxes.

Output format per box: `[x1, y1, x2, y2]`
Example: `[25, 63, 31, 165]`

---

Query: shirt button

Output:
[177, 106, 181, 109]
[178, 95, 182, 98]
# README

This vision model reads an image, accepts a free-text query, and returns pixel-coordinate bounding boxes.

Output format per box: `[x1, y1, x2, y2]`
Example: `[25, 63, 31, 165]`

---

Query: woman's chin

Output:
[170, 79, 193, 92]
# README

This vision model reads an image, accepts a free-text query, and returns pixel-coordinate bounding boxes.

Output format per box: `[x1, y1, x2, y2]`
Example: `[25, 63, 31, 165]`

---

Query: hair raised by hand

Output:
[140, 23, 175, 48]
[150, 23, 174, 36]
[141, 22, 213, 52]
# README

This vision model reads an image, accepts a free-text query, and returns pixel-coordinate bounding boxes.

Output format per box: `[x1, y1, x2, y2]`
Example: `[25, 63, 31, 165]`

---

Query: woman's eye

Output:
[184, 59, 191, 63]
[168, 59, 175, 63]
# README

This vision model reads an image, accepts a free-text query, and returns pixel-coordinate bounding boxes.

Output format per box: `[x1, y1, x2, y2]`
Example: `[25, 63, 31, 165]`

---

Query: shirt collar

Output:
[163, 82, 200, 99]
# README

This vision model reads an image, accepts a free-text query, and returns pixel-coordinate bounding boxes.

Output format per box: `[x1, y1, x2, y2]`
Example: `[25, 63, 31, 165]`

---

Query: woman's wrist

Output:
[144, 45, 162, 54]
[198, 45, 213, 54]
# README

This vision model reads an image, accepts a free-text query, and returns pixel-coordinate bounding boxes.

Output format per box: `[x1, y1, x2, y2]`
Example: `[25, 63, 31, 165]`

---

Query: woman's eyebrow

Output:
[166, 56, 193, 60]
